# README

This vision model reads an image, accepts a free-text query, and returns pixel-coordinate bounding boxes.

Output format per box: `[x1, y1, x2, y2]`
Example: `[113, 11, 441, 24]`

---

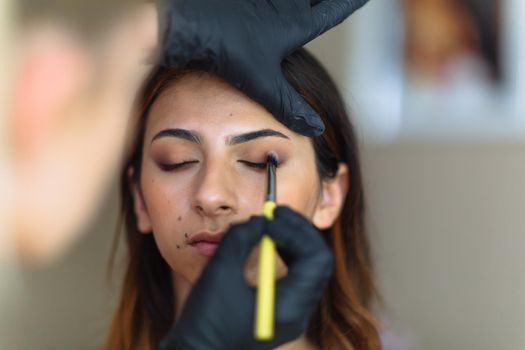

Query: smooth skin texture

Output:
[130, 72, 349, 348]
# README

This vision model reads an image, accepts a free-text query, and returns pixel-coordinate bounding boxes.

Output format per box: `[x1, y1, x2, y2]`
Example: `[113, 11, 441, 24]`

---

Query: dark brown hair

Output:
[105, 48, 382, 350]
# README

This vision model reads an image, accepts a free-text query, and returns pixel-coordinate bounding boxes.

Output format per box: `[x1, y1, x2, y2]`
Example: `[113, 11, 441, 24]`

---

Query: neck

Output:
[172, 271, 193, 321]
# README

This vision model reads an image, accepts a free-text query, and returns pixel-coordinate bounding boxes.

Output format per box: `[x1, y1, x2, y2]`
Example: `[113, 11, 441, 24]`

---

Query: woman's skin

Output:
[130, 72, 348, 349]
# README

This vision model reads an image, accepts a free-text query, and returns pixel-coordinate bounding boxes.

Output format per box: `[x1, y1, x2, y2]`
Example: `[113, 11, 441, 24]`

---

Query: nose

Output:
[192, 161, 237, 217]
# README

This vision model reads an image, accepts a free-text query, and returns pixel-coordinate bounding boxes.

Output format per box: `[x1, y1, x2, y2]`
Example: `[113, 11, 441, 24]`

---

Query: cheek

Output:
[141, 172, 185, 230]
[140, 169, 201, 278]
[275, 159, 320, 219]
[230, 170, 269, 217]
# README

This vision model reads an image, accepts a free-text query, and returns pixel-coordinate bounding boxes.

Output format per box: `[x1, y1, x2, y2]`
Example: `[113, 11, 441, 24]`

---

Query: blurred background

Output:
[2, 0, 525, 349]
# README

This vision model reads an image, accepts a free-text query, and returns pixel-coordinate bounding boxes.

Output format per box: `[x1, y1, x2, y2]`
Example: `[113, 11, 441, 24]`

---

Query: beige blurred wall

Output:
[362, 141, 525, 350]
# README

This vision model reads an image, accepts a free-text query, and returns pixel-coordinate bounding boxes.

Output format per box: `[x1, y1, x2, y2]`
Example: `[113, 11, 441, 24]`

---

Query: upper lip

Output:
[188, 231, 224, 244]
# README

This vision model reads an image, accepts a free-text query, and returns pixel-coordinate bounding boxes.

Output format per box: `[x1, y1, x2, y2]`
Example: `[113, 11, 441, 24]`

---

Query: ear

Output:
[128, 167, 152, 234]
[312, 163, 349, 230]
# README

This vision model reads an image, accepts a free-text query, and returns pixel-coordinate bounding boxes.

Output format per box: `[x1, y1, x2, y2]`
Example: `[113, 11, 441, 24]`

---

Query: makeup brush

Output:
[255, 152, 278, 340]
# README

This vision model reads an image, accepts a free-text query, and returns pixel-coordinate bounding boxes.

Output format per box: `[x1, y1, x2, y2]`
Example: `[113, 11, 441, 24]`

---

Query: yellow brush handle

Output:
[254, 200, 277, 340]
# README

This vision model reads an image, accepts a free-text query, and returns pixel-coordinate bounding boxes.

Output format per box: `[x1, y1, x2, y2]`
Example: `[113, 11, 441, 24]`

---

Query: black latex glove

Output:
[157, 0, 369, 137]
[159, 206, 334, 350]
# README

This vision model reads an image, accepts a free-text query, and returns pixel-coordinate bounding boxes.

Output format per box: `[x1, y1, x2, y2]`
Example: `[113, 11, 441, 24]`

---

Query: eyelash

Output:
[159, 159, 278, 172]
[238, 160, 267, 169]
[159, 160, 198, 171]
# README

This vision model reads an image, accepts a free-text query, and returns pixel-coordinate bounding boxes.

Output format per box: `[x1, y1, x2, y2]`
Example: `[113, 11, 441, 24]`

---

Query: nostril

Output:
[195, 204, 232, 215]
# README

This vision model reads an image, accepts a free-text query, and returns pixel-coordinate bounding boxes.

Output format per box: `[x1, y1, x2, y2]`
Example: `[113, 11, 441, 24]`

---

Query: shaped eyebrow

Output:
[227, 129, 290, 145]
[151, 129, 201, 144]
[151, 128, 290, 145]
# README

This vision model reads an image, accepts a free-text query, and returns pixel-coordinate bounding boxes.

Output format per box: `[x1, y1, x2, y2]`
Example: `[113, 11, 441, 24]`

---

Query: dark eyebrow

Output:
[228, 129, 290, 145]
[151, 129, 201, 144]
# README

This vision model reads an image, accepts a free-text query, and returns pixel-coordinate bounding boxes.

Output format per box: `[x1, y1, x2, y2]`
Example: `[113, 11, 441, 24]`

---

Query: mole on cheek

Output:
[178, 216, 182, 221]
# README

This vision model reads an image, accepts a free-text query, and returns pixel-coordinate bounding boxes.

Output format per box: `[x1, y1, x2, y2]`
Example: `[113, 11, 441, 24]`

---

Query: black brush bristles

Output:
[266, 152, 278, 202]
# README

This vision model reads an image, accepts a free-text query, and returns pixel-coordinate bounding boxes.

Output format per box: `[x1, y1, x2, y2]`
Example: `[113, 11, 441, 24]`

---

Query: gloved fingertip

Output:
[273, 206, 310, 226]
[272, 205, 294, 220]
[286, 101, 325, 137]
[245, 215, 267, 228]
[290, 116, 325, 137]
[217, 216, 267, 259]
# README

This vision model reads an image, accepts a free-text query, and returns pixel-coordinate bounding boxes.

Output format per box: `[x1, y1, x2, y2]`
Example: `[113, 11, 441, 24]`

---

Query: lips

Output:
[188, 232, 224, 257]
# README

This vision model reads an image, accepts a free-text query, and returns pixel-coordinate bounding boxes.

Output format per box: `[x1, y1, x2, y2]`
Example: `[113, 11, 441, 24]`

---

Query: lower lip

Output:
[191, 241, 219, 257]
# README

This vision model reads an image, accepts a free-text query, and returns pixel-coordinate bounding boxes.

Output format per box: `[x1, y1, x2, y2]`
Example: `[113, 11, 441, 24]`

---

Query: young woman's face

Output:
[132, 73, 326, 294]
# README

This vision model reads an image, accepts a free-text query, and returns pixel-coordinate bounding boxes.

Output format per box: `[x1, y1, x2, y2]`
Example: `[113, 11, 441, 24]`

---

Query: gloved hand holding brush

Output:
[159, 206, 334, 350]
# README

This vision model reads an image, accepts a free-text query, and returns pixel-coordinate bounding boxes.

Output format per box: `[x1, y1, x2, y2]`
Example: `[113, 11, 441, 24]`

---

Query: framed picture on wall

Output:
[401, 0, 504, 126]
[344, 0, 525, 141]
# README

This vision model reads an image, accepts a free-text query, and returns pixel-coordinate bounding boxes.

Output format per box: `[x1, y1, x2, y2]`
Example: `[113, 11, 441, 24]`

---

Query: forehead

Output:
[146, 72, 290, 136]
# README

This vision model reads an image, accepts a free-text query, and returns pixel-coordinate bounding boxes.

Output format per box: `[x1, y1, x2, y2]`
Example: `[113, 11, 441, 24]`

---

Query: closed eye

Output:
[238, 160, 267, 170]
[159, 160, 199, 171]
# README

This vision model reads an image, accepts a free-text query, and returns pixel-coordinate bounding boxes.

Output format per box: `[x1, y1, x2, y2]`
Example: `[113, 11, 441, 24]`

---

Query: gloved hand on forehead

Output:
[157, 0, 369, 137]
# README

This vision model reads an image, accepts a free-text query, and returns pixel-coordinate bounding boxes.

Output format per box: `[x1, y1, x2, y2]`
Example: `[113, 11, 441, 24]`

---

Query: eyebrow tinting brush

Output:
[255, 152, 278, 340]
